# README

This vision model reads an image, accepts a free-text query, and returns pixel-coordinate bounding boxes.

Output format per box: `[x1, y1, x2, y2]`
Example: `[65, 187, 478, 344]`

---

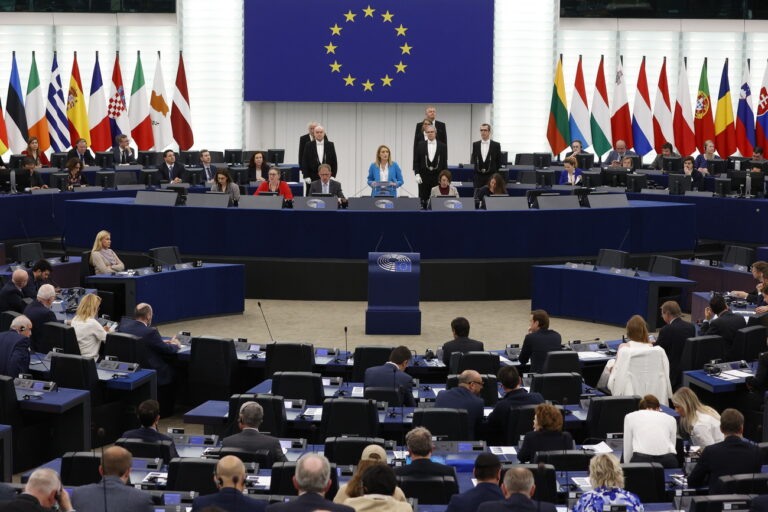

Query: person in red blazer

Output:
[254, 167, 293, 199]
[21, 136, 51, 167]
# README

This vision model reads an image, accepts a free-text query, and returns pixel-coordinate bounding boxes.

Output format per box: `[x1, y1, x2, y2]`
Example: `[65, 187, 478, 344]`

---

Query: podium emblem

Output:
[377, 253, 412, 272]
[307, 199, 327, 209]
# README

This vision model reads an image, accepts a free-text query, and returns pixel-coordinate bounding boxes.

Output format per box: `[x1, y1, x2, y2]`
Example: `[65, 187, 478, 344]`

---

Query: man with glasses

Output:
[471, 124, 502, 188]
[308, 163, 345, 201]
[414, 125, 448, 206]
[434, 369, 485, 439]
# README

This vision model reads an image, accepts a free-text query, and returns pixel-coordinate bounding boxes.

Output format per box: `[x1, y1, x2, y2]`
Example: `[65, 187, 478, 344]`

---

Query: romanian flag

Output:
[66, 52, 90, 146]
[546, 55, 569, 155]
[714, 59, 736, 157]
[694, 58, 715, 154]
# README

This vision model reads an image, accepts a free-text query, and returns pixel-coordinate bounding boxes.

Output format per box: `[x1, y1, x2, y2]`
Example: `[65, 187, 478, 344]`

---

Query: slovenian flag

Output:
[735, 61, 755, 157]
[631, 56, 654, 156]
[568, 55, 591, 150]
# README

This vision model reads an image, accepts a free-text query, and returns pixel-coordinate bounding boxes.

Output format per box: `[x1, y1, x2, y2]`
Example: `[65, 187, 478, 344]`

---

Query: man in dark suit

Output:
[752, 495, 768, 512]
[112, 134, 137, 165]
[221, 401, 286, 464]
[0, 468, 74, 512]
[0, 316, 32, 378]
[477, 467, 556, 512]
[414, 124, 448, 205]
[158, 149, 187, 183]
[23, 284, 57, 353]
[308, 164, 345, 199]
[657, 301, 695, 389]
[687, 409, 762, 493]
[21, 260, 52, 299]
[487, 366, 545, 446]
[120, 399, 179, 459]
[435, 370, 485, 439]
[66, 138, 95, 166]
[265, 454, 353, 512]
[441, 317, 484, 366]
[414, 105, 447, 145]
[700, 294, 747, 360]
[518, 310, 562, 373]
[301, 125, 337, 194]
[71, 446, 153, 512]
[0, 270, 28, 314]
[199, 149, 218, 184]
[471, 124, 503, 188]
[191, 455, 265, 512]
[446, 453, 503, 512]
[298, 121, 322, 165]
[395, 427, 459, 497]
[363, 345, 416, 407]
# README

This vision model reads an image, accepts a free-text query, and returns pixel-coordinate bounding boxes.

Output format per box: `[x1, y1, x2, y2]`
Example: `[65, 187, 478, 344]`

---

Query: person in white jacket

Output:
[71, 293, 110, 359]
[623, 394, 678, 467]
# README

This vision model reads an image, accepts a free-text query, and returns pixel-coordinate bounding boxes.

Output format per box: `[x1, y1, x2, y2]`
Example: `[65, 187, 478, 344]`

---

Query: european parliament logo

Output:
[444, 199, 464, 209]
[377, 253, 412, 272]
[307, 199, 328, 209]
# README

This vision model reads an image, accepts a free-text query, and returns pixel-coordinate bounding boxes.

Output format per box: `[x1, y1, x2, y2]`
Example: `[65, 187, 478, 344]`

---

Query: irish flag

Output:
[129, 52, 154, 151]
[25, 52, 50, 151]
[546, 54, 569, 156]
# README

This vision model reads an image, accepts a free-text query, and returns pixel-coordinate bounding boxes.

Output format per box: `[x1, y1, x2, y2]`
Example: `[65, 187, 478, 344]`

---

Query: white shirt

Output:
[315, 140, 325, 163]
[690, 412, 724, 448]
[481, 140, 490, 161]
[567, 171, 581, 185]
[607, 340, 673, 405]
[72, 317, 106, 360]
[379, 165, 389, 183]
[427, 140, 437, 161]
[322, 180, 330, 194]
[623, 409, 677, 461]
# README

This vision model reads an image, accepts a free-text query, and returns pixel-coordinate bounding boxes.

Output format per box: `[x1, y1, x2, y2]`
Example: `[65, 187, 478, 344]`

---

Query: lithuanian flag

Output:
[547, 55, 569, 155]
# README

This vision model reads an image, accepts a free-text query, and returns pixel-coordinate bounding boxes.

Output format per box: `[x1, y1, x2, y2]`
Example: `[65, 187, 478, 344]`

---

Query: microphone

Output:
[257, 302, 275, 342]
[374, 234, 385, 252]
[97, 427, 108, 512]
[335, 326, 348, 365]
[402, 233, 415, 253]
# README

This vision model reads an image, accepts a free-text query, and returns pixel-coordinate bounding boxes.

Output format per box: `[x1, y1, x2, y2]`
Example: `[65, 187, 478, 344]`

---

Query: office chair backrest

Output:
[535, 450, 594, 471]
[166, 458, 218, 494]
[189, 337, 238, 405]
[44, 322, 81, 356]
[96, 290, 116, 323]
[396, 475, 458, 505]
[272, 371, 324, 405]
[324, 437, 386, 465]
[0, 375, 22, 429]
[363, 387, 401, 407]
[213, 446, 275, 468]
[450, 351, 500, 375]
[226, 393, 287, 437]
[80, 251, 93, 286]
[648, 255, 681, 276]
[722, 245, 755, 267]
[689, 495, 752, 512]
[264, 342, 315, 378]
[321, 398, 379, 437]
[621, 462, 666, 502]
[501, 463, 557, 503]
[446, 373, 498, 406]
[0, 311, 21, 332]
[530, 372, 581, 405]
[506, 404, 565, 445]
[718, 473, 768, 494]
[104, 332, 146, 366]
[148, 246, 182, 267]
[680, 335, 726, 372]
[60, 452, 101, 486]
[115, 438, 174, 465]
[586, 395, 640, 439]
[596, 248, 629, 268]
[270, 461, 339, 498]
[352, 346, 394, 382]
[733, 326, 767, 362]
[541, 351, 580, 373]
[412, 408, 469, 441]
[14, 243, 43, 264]
[50, 352, 102, 405]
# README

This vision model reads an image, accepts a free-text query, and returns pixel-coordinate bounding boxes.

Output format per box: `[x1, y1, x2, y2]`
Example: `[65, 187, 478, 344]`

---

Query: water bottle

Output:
[746, 172, 752, 197]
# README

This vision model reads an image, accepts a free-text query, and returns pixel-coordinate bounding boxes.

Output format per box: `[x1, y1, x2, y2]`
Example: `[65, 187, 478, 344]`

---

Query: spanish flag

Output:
[546, 54, 569, 155]
[66, 52, 90, 146]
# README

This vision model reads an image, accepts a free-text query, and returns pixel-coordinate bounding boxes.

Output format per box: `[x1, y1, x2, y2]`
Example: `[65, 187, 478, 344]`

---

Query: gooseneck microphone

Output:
[257, 301, 275, 342]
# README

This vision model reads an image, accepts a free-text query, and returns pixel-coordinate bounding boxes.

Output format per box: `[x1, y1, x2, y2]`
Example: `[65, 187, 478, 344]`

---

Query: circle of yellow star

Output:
[343, 10, 356, 22]
[362, 5, 375, 17]
[394, 61, 407, 73]
[329, 61, 342, 72]
[324, 42, 338, 54]
[394, 24, 407, 36]
[380, 75, 393, 87]
[362, 79, 374, 91]
[343, 74, 356, 86]
[330, 24, 342, 36]
[399, 43, 412, 55]
[381, 10, 394, 22]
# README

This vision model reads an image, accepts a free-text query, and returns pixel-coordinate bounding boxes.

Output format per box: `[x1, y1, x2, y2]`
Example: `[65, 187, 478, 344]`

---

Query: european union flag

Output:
[244, 0, 494, 103]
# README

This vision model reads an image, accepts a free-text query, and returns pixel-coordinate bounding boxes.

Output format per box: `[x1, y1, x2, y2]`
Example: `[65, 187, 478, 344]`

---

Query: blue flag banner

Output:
[244, 0, 494, 103]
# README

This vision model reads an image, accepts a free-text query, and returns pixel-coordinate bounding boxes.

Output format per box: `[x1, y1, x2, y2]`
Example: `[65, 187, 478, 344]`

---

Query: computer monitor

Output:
[706, 158, 727, 175]
[229, 167, 250, 185]
[668, 173, 692, 195]
[603, 168, 630, 187]
[185, 169, 204, 186]
[140, 169, 161, 187]
[714, 178, 732, 197]
[0, 170, 14, 193]
[747, 160, 767, 173]
[96, 171, 116, 189]
[625, 173, 647, 192]
[9, 155, 24, 169]
[49, 172, 70, 191]
[662, 156, 683, 174]
[267, 149, 285, 165]
[533, 153, 552, 169]
[729, 170, 765, 197]
[50, 152, 68, 169]
[580, 170, 602, 188]
[525, 190, 556, 209]
[224, 149, 243, 165]
[728, 156, 751, 170]
[95, 152, 114, 169]
[138, 151, 160, 168]
[535, 170, 555, 188]
[575, 153, 594, 170]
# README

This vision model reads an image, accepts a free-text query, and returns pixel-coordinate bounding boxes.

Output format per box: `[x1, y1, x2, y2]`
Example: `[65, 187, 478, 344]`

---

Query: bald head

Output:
[215, 455, 246, 489]
[11, 269, 28, 288]
[458, 370, 482, 394]
[101, 446, 132, 479]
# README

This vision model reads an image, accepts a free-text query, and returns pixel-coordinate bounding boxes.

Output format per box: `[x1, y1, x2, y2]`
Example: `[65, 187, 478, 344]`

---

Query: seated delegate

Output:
[21, 136, 50, 167]
[15, 157, 47, 191]
[558, 156, 583, 185]
[430, 169, 458, 197]
[476, 172, 508, 207]
[622, 394, 677, 467]
[90, 230, 125, 275]
[248, 151, 269, 182]
[64, 158, 87, 189]
[211, 169, 241, 206]
[254, 167, 294, 199]
[517, 403, 574, 463]
[71, 293, 110, 359]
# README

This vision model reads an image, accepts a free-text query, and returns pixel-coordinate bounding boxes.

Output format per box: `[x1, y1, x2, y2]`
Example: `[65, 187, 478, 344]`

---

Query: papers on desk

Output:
[393, 450, 408, 459]
[499, 355, 514, 365]
[483, 407, 493, 418]
[351, 386, 364, 398]
[490, 446, 517, 455]
[582, 441, 612, 454]
[721, 369, 753, 379]
[572, 477, 592, 490]
[713, 373, 740, 381]
[246, 475, 271, 489]
[142, 472, 167, 486]
[432, 386, 446, 396]
[570, 409, 588, 421]
[304, 407, 323, 417]
[577, 351, 606, 360]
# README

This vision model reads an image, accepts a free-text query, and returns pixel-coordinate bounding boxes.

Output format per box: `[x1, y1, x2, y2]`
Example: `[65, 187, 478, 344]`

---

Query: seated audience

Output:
[363, 346, 415, 407]
[0, 269, 29, 313]
[699, 294, 746, 359]
[159, 149, 186, 183]
[90, 230, 125, 275]
[346, 464, 412, 512]
[434, 370, 485, 439]
[1, 468, 74, 512]
[120, 399, 179, 459]
[21, 259, 52, 299]
[487, 366, 544, 445]
[445, 453, 503, 512]
[731, 260, 768, 305]
[517, 403, 574, 464]
[656, 300, 695, 389]
[623, 394, 677, 467]
[21, 136, 50, 167]
[693, 139, 719, 174]
[67, 137, 95, 165]
[23, 284, 57, 353]
[518, 309, 561, 372]
[254, 167, 294, 199]
[199, 149, 218, 183]
[558, 156, 583, 185]
[248, 151, 270, 182]
[221, 401, 287, 464]
[112, 134, 137, 165]
[71, 293, 109, 359]
[476, 172, 508, 206]
[572, 454, 643, 512]
[64, 158, 87, 189]
[265, 453, 354, 512]
[334, 444, 407, 504]
[191, 455, 265, 512]
[441, 317, 484, 365]
[71, 446, 152, 512]
[211, 168, 240, 206]
[309, 163, 345, 198]
[15, 157, 46, 190]
[477, 467, 556, 512]
[671, 387, 723, 448]
[0, 315, 32, 378]
[651, 142, 679, 170]
[395, 427, 458, 489]
[430, 169, 458, 197]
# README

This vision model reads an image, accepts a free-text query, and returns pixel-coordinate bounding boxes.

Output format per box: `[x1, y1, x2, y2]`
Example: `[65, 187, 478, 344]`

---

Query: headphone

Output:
[703, 363, 722, 376]
[424, 349, 435, 361]
[213, 470, 239, 488]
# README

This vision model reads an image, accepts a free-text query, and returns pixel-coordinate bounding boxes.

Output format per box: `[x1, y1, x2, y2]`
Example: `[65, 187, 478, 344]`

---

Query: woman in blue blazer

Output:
[367, 145, 404, 196]
[559, 156, 583, 185]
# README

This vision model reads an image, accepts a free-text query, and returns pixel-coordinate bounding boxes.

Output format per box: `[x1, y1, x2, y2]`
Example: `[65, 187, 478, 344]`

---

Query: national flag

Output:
[46, 52, 70, 152]
[0, 97, 9, 155]
[129, 52, 154, 151]
[88, 52, 111, 152]
[568, 55, 591, 150]
[171, 52, 194, 150]
[6, 52, 28, 153]
[714, 59, 737, 158]
[150, 54, 172, 150]
[755, 62, 768, 152]
[108, 53, 130, 141]
[694, 58, 715, 154]
[546, 55, 569, 155]
[653, 57, 674, 153]
[66, 52, 90, 146]
[631, 56, 654, 156]
[590, 55, 612, 157]
[736, 61, 756, 157]
[610, 58, 633, 149]
[25, 52, 50, 152]
[674, 58, 696, 157]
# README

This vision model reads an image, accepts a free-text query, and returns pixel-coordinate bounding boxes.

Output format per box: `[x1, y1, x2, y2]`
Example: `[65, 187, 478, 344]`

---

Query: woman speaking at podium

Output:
[367, 145, 403, 197]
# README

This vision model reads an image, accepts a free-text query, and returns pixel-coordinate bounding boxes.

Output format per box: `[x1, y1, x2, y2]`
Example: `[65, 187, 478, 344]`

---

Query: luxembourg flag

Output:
[736, 62, 756, 157]
[652, 57, 673, 153]
[611, 57, 633, 149]
[568, 55, 591, 149]
[631, 56, 654, 156]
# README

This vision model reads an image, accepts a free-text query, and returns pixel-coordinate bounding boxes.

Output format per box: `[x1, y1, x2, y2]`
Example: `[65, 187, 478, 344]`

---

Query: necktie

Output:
[121, 150, 127, 164]
[323, 183, 328, 194]
[206, 167, 211, 180]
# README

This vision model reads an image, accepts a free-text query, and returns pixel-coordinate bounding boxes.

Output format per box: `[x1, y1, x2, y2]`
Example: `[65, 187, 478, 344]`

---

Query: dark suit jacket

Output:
[746, 351, 768, 393]
[265, 492, 354, 512]
[21, 270, 42, 299]
[699, 310, 747, 359]
[14, 170, 44, 190]
[517, 429, 574, 463]
[298, 133, 327, 165]
[201, 164, 218, 182]
[0, 483, 16, 501]
[471, 140, 502, 175]
[66, 148, 95, 165]
[477, 493, 557, 512]
[414, 120, 447, 145]
[751, 494, 768, 512]
[71, 475, 153, 512]
[446, 482, 504, 512]
[158, 161, 187, 182]
[0, 282, 25, 314]
[120, 426, 179, 459]
[0, 331, 29, 378]
[487, 389, 545, 445]
[221, 428, 287, 463]
[442, 337, 484, 366]
[308, 179, 345, 198]
[434, 385, 485, 439]
[112, 146, 138, 165]
[0, 493, 47, 512]
[117, 318, 179, 386]
[518, 329, 562, 372]
[414, 140, 448, 176]
[656, 317, 696, 388]
[395, 457, 457, 480]
[363, 363, 415, 407]
[23, 300, 57, 353]
[687, 435, 762, 492]
[301, 140, 338, 181]
[191, 487, 266, 512]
